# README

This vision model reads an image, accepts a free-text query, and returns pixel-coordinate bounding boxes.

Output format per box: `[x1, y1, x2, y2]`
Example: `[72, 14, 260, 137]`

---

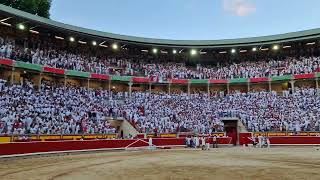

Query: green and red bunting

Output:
[2, 58, 320, 84]
[229, 78, 248, 84]
[66, 70, 90, 78]
[190, 79, 208, 84]
[293, 73, 315, 79]
[90, 73, 109, 80]
[15, 61, 42, 71]
[111, 76, 132, 82]
[132, 77, 150, 83]
[271, 75, 292, 81]
[0, 59, 14, 66]
[209, 79, 228, 84]
[250, 77, 270, 83]
[43, 66, 65, 75]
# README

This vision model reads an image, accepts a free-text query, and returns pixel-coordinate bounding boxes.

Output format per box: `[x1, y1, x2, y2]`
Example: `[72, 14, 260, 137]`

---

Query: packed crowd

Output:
[123, 89, 320, 134]
[1, 36, 320, 135]
[1, 39, 320, 81]
[0, 79, 117, 135]
[1, 76, 319, 135]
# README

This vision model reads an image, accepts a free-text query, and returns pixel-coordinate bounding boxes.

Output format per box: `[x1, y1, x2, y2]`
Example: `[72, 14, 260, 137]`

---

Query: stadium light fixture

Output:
[190, 49, 197, 56]
[261, 48, 269, 51]
[17, 24, 25, 30]
[0, 17, 12, 22]
[152, 48, 158, 54]
[112, 43, 118, 50]
[78, 40, 87, 44]
[240, 50, 247, 53]
[273, 45, 279, 50]
[69, 37, 75, 42]
[92, 41, 97, 46]
[0, 22, 11, 26]
[172, 49, 177, 54]
[160, 50, 168, 54]
[306, 42, 316, 46]
[252, 47, 257, 52]
[141, 49, 149, 53]
[231, 49, 236, 54]
[29, 29, 39, 34]
[219, 51, 227, 54]
[99, 41, 108, 48]
[0, 17, 12, 27]
[283, 45, 291, 49]
[55, 36, 64, 40]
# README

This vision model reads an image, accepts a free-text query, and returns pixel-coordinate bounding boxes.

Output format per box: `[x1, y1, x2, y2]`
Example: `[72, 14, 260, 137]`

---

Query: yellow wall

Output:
[66, 77, 88, 88]
[295, 80, 315, 88]
[171, 84, 187, 94]
[151, 84, 168, 93]
[271, 82, 288, 93]
[132, 84, 149, 92]
[111, 82, 129, 92]
[229, 84, 247, 93]
[0, 67, 13, 83]
[0, 136, 11, 143]
[89, 80, 109, 90]
[250, 83, 269, 92]
[12, 70, 21, 84]
[190, 85, 207, 94]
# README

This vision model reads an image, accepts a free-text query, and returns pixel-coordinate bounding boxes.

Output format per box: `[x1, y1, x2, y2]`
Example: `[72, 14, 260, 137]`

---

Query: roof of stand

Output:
[0, 4, 320, 48]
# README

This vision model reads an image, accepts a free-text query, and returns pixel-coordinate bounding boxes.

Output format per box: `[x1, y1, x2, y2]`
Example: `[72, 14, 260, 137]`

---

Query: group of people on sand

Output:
[185, 135, 218, 150]
[249, 135, 271, 148]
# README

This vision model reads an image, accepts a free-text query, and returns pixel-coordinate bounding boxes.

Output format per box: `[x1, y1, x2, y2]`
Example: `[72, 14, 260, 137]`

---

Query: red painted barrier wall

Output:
[0, 138, 232, 156]
[239, 133, 252, 145]
[269, 136, 320, 145]
[239, 134, 320, 145]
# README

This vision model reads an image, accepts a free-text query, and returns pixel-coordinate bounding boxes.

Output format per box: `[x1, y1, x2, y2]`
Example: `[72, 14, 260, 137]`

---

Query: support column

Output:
[11, 67, 14, 85]
[247, 81, 250, 92]
[289, 80, 295, 93]
[316, 77, 319, 96]
[108, 79, 111, 99]
[108, 79, 111, 91]
[38, 72, 42, 91]
[187, 82, 190, 96]
[87, 79, 90, 90]
[207, 83, 210, 97]
[168, 83, 171, 95]
[227, 83, 230, 94]
[268, 80, 272, 92]
[149, 83, 152, 93]
[64, 75, 67, 89]
[128, 82, 133, 97]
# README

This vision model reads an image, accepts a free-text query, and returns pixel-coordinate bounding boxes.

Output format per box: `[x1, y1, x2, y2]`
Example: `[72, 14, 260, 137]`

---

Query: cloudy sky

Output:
[50, 0, 320, 40]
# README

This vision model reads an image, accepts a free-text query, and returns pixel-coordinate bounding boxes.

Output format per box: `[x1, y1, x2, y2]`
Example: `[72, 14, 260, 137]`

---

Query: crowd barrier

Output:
[0, 133, 226, 143]
[0, 137, 232, 156]
[239, 133, 320, 145]
[269, 136, 320, 145]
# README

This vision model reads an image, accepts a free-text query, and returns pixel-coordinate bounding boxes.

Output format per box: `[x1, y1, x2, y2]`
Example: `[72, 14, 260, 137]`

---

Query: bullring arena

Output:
[1, 147, 320, 180]
[1, 2, 320, 180]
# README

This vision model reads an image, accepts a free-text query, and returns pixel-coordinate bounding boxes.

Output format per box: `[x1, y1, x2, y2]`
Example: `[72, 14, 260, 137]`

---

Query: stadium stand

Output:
[0, 4, 320, 142]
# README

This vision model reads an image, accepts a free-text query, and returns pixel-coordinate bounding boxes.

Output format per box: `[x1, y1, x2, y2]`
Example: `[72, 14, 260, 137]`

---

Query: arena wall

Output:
[239, 133, 320, 145]
[0, 137, 232, 156]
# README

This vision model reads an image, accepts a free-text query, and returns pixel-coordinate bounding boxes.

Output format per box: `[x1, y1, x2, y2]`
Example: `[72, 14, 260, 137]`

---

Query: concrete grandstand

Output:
[0, 3, 320, 154]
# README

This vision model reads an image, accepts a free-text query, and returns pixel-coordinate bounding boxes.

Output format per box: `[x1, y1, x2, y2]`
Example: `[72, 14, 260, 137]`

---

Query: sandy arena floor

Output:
[0, 147, 320, 180]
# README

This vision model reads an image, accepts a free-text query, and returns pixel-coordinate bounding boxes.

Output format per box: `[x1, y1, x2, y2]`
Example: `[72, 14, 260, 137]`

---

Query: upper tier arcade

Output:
[0, 4, 320, 50]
